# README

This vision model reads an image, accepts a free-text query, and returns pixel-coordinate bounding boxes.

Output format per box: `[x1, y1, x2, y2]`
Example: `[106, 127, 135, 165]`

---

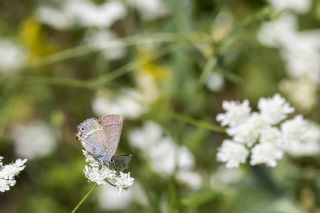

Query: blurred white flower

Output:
[36, 0, 126, 29]
[250, 143, 283, 167]
[217, 94, 320, 168]
[83, 151, 134, 192]
[97, 184, 134, 211]
[206, 72, 225, 92]
[0, 157, 27, 192]
[281, 30, 320, 83]
[283, 140, 320, 157]
[10, 121, 57, 159]
[128, 0, 168, 20]
[128, 121, 201, 189]
[147, 137, 177, 176]
[84, 30, 126, 60]
[304, 122, 320, 143]
[210, 166, 243, 190]
[216, 100, 251, 127]
[281, 120, 320, 157]
[266, 0, 311, 14]
[258, 14, 320, 84]
[129, 121, 163, 152]
[176, 170, 203, 190]
[68, 0, 126, 28]
[92, 89, 147, 119]
[216, 140, 249, 169]
[35, 6, 72, 29]
[177, 146, 195, 171]
[258, 94, 294, 125]
[209, 166, 244, 193]
[136, 74, 161, 103]
[146, 136, 196, 176]
[0, 39, 26, 72]
[281, 116, 307, 143]
[258, 14, 297, 48]
[280, 77, 317, 112]
[97, 182, 148, 210]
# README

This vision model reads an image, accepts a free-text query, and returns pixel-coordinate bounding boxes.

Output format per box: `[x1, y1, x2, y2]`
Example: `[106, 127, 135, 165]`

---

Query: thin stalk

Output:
[29, 75, 93, 89]
[170, 111, 225, 133]
[197, 57, 217, 86]
[71, 184, 97, 213]
[88, 45, 177, 88]
[33, 33, 204, 67]
[6, 43, 178, 90]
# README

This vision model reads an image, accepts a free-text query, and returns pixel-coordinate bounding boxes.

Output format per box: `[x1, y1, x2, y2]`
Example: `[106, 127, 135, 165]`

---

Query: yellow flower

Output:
[19, 18, 56, 66]
[134, 50, 170, 102]
[136, 50, 170, 84]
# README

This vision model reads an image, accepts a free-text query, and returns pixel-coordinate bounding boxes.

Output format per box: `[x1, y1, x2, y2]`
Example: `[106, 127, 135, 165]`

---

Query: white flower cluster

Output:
[83, 151, 134, 192]
[216, 94, 320, 168]
[35, 0, 126, 29]
[0, 39, 26, 72]
[129, 122, 202, 190]
[92, 89, 147, 120]
[0, 157, 27, 192]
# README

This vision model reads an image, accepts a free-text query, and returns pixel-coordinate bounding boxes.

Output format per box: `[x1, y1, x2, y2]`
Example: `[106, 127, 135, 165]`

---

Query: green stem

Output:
[197, 58, 217, 86]
[71, 184, 97, 213]
[33, 33, 204, 67]
[88, 45, 177, 88]
[170, 111, 225, 133]
[4, 43, 178, 90]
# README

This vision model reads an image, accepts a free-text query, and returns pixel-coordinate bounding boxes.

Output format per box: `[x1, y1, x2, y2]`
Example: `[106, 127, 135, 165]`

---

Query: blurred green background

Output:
[1, 0, 320, 212]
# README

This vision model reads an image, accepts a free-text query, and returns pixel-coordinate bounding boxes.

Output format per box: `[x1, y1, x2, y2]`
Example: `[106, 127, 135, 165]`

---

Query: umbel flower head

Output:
[216, 94, 320, 168]
[0, 156, 27, 192]
[83, 151, 134, 192]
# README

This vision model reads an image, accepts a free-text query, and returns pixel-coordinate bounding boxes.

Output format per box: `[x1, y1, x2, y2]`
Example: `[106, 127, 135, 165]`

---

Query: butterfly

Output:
[76, 114, 131, 171]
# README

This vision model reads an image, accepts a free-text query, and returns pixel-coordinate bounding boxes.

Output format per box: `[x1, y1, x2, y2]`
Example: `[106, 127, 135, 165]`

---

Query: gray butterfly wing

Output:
[98, 114, 124, 162]
[109, 154, 132, 172]
[76, 118, 107, 159]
